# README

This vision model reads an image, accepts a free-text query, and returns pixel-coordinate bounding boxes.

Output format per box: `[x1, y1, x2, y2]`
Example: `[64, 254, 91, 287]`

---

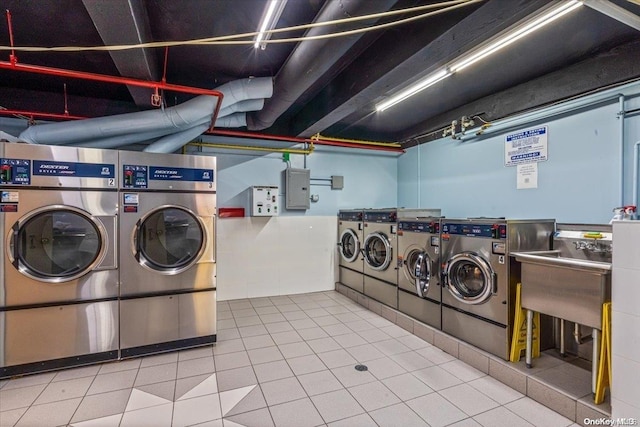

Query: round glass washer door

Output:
[136, 206, 205, 274]
[9, 206, 106, 283]
[363, 232, 392, 271]
[445, 252, 494, 304]
[339, 229, 360, 263]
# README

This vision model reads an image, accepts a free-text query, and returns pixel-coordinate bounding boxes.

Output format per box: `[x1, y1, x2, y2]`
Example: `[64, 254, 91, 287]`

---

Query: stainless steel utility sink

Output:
[512, 224, 612, 330]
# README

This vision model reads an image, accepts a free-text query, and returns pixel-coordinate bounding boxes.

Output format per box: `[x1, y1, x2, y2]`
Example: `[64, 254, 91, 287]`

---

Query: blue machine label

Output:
[123, 165, 148, 188]
[33, 160, 115, 178]
[0, 158, 31, 185]
[149, 166, 214, 182]
[442, 223, 507, 239]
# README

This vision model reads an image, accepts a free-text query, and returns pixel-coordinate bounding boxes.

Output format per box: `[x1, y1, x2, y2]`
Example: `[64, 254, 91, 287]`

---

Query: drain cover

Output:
[354, 364, 368, 372]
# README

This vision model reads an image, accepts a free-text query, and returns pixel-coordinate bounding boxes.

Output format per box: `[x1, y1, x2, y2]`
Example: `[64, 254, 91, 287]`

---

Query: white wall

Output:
[611, 221, 640, 419]
[216, 216, 337, 301]
[194, 140, 399, 300]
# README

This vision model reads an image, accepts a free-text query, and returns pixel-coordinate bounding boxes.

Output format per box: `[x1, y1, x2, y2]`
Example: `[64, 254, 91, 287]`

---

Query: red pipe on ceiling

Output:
[206, 129, 405, 153]
[0, 109, 86, 120]
[0, 59, 224, 130]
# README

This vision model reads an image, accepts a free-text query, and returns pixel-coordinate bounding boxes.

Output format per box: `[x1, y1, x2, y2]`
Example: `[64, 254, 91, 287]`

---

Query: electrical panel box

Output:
[251, 186, 279, 216]
[285, 168, 310, 210]
[331, 175, 344, 190]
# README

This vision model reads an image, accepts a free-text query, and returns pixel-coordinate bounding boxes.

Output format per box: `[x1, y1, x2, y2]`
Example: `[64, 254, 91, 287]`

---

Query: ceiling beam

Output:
[582, 0, 640, 32]
[289, 0, 552, 138]
[82, 0, 160, 108]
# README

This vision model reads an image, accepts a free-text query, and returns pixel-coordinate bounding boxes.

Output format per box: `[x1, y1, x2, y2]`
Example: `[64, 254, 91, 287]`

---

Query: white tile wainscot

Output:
[612, 221, 640, 420]
[216, 216, 338, 300]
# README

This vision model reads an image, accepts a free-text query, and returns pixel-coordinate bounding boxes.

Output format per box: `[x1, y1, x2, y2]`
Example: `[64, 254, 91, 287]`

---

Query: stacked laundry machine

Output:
[118, 151, 217, 358]
[440, 218, 554, 359]
[0, 143, 217, 377]
[397, 216, 443, 329]
[0, 142, 120, 377]
[359, 208, 440, 309]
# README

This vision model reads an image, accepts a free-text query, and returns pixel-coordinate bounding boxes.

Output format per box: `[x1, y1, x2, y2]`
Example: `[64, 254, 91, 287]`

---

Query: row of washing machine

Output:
[338, 208, 554, 360]
[0, 142, 217, 378]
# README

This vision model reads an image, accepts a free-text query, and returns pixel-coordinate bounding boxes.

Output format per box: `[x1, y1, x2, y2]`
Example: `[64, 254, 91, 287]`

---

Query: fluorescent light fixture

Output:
[255, 0, 288, 49]
[450, 0, 583, 72]
[376, 0, 582, 112]
[376, 69, 451, 112]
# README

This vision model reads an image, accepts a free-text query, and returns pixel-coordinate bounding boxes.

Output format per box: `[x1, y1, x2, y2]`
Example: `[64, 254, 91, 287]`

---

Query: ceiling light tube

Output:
[376, 69, 451, 112]
[376, 0, 582, 112]
[255, 0, 288, 49]
[450, 0, 582, 72]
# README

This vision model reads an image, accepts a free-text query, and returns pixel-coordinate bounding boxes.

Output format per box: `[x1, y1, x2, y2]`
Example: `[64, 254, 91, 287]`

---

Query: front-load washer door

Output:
[8, 206, 107, 283]
[363, 232, 392, 271]
[339, 228, 360, 264]
[135, 205, 206, 274]
[402, 247, 431, 297]
[445, 252, 496, 304]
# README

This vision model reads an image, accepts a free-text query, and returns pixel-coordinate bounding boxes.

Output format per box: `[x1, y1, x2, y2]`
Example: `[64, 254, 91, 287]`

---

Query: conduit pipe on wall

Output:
[206, 129, 405, 153]
[633, 140, 640, 209]
[188, 141, 314, 156]
[457, 80, 640, 143]
[619, 95, 626, 206]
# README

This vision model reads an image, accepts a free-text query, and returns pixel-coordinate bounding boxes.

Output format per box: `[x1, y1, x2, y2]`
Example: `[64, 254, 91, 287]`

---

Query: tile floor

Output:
[0, 291, 583, 427]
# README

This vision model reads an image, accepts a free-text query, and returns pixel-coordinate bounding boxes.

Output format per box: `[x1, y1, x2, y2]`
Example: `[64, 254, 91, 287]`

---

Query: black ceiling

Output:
[0, 0, 638, 148]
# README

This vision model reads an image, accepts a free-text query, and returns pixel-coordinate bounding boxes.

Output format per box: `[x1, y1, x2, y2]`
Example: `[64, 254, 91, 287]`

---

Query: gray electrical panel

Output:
[331, 175, 344, 190]
[285, 168, 310, 210]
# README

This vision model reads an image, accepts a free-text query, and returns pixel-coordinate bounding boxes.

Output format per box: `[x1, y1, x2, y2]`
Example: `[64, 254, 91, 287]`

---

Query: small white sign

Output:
[123, 193, 139, 205]
[1, 191, 19, 203]
[517, 163, 538, 189]
[505, 126, 548, 166]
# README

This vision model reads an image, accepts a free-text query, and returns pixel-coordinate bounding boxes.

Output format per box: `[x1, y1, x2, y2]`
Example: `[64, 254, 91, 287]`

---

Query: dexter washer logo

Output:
[101, 167, 111, 175]
[202, 171, 210, 179]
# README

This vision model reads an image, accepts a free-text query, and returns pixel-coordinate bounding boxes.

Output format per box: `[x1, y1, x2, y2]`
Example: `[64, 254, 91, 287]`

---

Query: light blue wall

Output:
[398, 86, 640, 224]
[195, 142, 399, 216]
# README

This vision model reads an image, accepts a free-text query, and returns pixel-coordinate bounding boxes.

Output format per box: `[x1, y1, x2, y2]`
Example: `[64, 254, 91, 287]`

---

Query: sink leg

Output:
[526, 309, 533, 369]
[560, 319, 566, 357]
[592, 328, 599, 395]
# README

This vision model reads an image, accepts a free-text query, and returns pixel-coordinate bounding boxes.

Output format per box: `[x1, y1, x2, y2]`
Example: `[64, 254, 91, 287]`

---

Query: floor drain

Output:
[354, 364, 368, 372]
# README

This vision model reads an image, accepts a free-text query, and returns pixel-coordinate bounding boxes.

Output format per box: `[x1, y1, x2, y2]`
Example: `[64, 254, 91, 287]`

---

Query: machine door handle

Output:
[11, 222, 19, 268]
[492, 272, 498, 295]
[414, 253, 428, 297]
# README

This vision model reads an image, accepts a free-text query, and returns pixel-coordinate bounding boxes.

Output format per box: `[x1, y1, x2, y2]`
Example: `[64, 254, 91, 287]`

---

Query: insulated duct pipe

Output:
[18, 77, 273, 150]
[246, 0, 399, 130]
[619, 95, 625, 206]
[458, 80, 640, 142]
[633, 140, 640, 209]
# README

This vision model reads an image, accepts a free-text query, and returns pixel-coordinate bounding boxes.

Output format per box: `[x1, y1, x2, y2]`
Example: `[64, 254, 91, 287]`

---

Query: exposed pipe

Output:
[458, 80, 640, 142]
[0, 109, 86, 121]
[16, 78, 272, 152]
[206, 129, 405, 153]
[633, 140, 640, 209]
[188, 141, 314, 156]
[246, 0, 400, 130]
[313, 133, 401, 148]
[619, 95, 626, 206]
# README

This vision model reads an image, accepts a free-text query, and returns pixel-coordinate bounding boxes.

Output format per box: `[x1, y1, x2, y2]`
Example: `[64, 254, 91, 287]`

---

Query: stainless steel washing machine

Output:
[362, 209, 398, 308]
[118, 150, 216, 357]
[337, 209, 364, 293]
[397, 218, 442, 329]
[0, 142, 119, 378]
[440, 218, 554, 359]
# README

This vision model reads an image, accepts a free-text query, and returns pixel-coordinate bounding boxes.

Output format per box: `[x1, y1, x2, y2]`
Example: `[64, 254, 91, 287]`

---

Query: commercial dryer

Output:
[0, 142, 119, 377]
[337, 209, 364, 293]
[440, 218, 554, 359]
[397, 217, 442, 329]
[118, 151, 216, 357]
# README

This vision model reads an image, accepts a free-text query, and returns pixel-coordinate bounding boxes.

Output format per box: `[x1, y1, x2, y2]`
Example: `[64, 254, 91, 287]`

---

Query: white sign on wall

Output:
[517, 163, 538, 189]
[505, 126, 548, 166]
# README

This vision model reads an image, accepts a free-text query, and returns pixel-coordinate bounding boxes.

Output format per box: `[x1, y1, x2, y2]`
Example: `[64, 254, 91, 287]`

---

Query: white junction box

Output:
[251, 186, 279, 216]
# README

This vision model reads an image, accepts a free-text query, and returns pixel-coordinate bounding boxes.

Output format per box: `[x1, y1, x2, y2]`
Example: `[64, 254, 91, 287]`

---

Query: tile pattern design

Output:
[0, 290, 593, 426]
